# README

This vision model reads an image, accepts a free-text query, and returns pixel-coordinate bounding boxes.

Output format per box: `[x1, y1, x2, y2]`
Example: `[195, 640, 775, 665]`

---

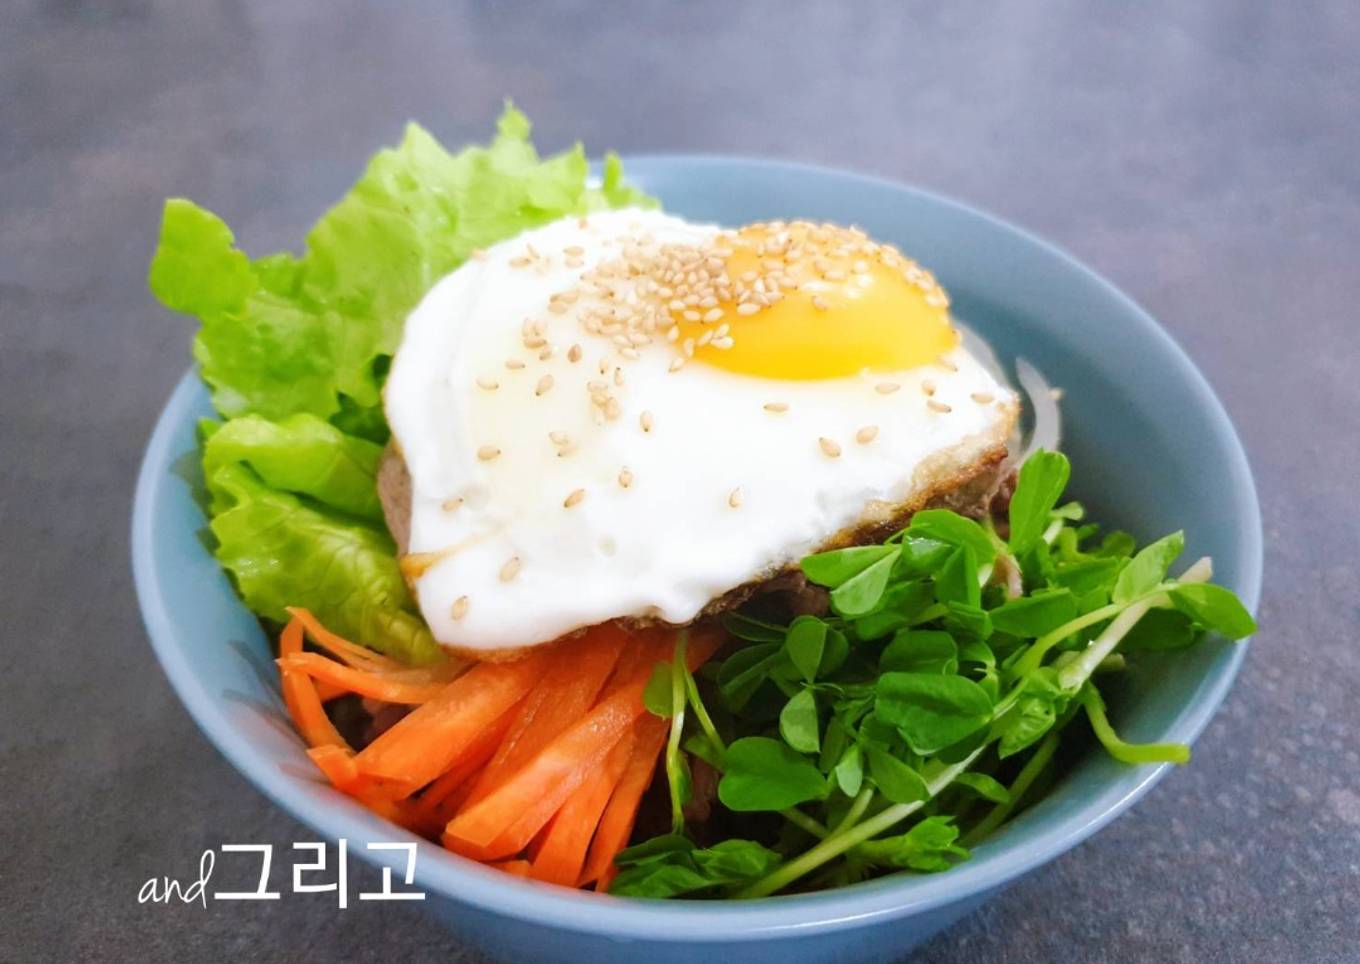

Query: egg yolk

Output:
[672, 222, 957, 380]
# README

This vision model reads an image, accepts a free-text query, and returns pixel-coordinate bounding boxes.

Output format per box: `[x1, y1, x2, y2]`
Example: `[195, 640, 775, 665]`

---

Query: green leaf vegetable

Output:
[633, 449, 1255, 898]
[150, 105, 654, 657]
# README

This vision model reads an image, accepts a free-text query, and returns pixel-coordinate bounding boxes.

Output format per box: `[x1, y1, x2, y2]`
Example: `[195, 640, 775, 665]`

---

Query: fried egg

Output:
[384, 210, 1017, 652]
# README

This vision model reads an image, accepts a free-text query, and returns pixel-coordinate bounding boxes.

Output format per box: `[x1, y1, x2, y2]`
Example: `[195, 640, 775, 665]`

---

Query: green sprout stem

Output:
[684, 669, 724, 753]
[737, 555, 1214, 898]
[1079, 685, 1190, 765]
[781, 807, 830, 839]
[1058, 557, 1211, 689]
[831, 786, 876, 835]
[961, 731, 1058, 846]
[665, 631, 689, 833]
[737, 747, 986, 898]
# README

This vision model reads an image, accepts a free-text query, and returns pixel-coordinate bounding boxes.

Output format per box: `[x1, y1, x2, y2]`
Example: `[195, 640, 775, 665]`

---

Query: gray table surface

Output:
[4, 2, 1358, 962]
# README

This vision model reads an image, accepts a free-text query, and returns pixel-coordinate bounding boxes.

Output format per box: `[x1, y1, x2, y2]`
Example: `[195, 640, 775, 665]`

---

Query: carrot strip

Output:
[530, 726, 638, 886]
[406, 702, 522, 835]
[525, 821, 554, 863]
[444, 629, 720, 860]
[308, 744, 361, 788]
[460, 624, 629, 808]
[308, 745, 419, 798]
[278, 618, 348, 749]
[580, 714, 669, 888]
[278, 652, 449, 704]
[315, 679, 348, 702]
[489, 859, 533, 878]
[286, 607, 404, 672]
[355, 652, 548, 794]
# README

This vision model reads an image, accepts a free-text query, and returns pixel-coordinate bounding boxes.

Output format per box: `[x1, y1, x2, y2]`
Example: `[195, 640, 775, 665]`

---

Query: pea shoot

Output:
[621, 450, 1255, 899]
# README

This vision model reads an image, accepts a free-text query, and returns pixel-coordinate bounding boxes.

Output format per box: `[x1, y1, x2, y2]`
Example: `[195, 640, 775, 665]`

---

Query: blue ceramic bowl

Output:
[132, 158, 1262, 963]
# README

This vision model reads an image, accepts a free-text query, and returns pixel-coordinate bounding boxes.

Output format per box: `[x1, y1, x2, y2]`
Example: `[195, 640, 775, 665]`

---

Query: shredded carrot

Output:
[406, 703, 521, 835]
[489, 859, 533, 878]
[286, 607, 404, 672]
[307, 744, 361, 788]
[279, 618, 348, 749]
[315, 679, 348, 703]
[355, 653, 548, 794]
[580, 714, 669, 888]
[444, 629, 720, 861]
[278, 652, 450, 704]
[461, 624, 629, 808]
[531, 726, 638, 886]
[280, 607, 727, 890]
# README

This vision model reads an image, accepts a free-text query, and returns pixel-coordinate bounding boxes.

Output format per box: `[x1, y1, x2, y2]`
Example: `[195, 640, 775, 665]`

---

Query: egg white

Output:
[385, 210, 1014, 651]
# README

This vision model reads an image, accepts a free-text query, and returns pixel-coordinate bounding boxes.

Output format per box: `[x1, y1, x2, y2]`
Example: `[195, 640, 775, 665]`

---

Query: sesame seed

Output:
[564, 245, 584, 257]
[922, 380, 937, 396]
[549, 430, 570, 446]
[640, 410, 654, 432]
[856, 425, 879, 444]
[568, 344, 583, 363]
[556, 441, 578, 458]
[604, 397, 622, 420]
[451, 596, 469, 619]
[476, 376, 499, 391]
[711, 337, 734, 350]
[535, 375, 554, 396]
[763, 401, 789, 413]
[824, 268, 847, 282]
[737, 302, 760, 316]
[819, 437, 842, 458]
[927, 399, 953, 413]
[875, 382, 901, 395]
[509, 256, 531, 268]
[499, 556, 521, 582]
[668, 357, 686, 372]
[970, 391, 994, 404]
[618, 466, 634, 488]
[477, 445, 501, 461]
[505, 358, 526, 370]
[441, 497, 464, 512]
[614, 367, 626, 387]
[564, 488, 586, 508]
[811, 295, 829, 311]
[619, 347, 640, 360]
[936, 356, 959, 372]
[728, 487, 743, 508]
[703, 307, 724, 323]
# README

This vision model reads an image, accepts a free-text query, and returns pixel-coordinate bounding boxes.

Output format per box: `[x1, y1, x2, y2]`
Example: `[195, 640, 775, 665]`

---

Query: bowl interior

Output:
[132, 157, 1261, 942]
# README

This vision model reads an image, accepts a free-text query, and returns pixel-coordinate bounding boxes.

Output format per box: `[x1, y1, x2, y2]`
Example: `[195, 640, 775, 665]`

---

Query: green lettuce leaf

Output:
[150, 102, 651, 427]
[204, 460, 438, 665]
[202, 414, 385, 523]
[151, 104, 654, 661]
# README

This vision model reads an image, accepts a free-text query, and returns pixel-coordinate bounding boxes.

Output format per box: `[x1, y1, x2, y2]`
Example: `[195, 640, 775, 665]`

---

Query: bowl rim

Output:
[132, 153, 1263, 942]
